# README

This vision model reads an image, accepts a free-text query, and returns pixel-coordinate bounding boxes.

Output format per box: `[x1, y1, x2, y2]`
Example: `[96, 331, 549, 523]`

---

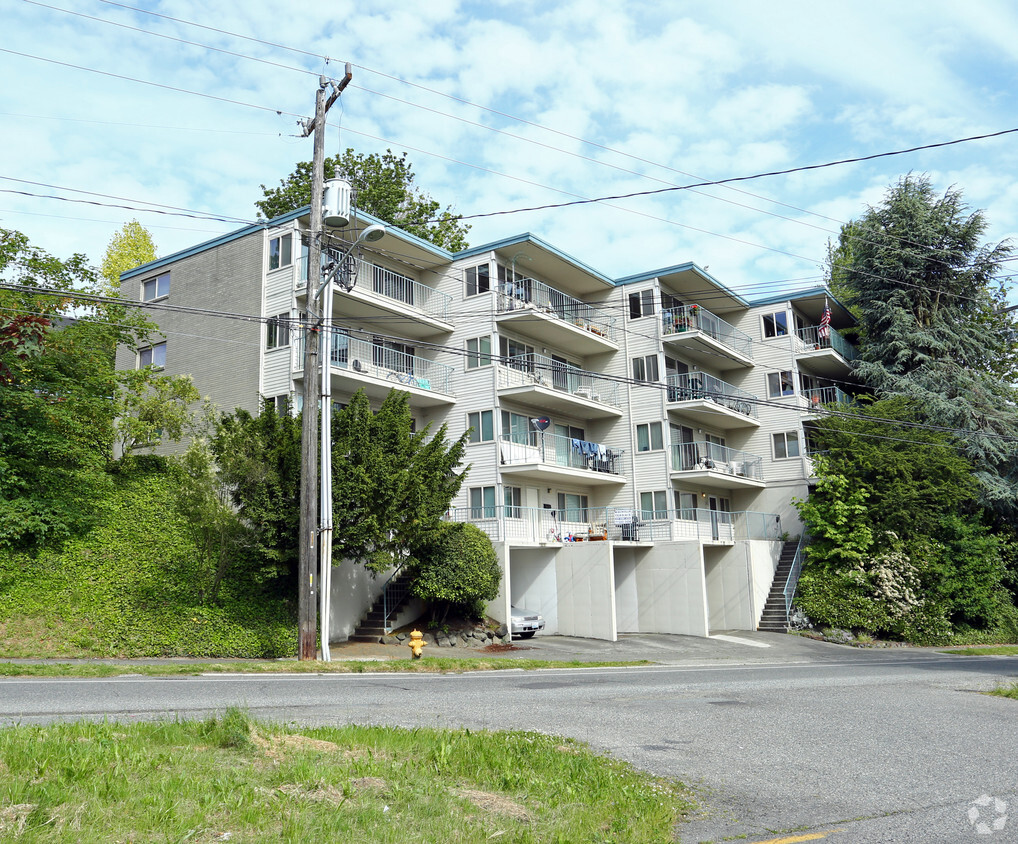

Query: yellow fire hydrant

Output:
[408, 629, 427, 659]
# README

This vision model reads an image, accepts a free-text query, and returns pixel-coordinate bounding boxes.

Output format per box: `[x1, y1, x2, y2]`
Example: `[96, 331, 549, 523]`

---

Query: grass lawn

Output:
[0, 658, 651, 678]
[0, 709, 693, 842]
[940, 646, 1018, 656]
[990, 683, 1018, 700]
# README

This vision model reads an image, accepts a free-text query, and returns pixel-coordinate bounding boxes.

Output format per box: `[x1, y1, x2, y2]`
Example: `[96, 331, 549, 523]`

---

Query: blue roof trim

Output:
[615, 262, 749, 305]
[455, 232, 614, 286]
[121, 205, 451, 281]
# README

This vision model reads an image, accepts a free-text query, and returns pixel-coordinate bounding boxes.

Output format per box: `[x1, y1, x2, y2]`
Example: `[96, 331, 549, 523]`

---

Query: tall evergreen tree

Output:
[837, 175, 1018, 518]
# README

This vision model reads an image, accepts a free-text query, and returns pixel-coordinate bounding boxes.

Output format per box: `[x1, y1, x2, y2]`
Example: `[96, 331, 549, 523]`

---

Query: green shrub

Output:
[411, 522, 501, 623]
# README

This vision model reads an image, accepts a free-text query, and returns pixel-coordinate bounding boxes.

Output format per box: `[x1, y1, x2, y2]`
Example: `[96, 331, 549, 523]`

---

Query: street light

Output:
[316, 223, 386, 661]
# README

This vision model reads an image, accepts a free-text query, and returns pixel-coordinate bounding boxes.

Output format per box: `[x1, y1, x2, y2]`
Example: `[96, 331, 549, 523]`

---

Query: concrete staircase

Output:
[348, 570, 413, 643]
[757, 539, 799, 633]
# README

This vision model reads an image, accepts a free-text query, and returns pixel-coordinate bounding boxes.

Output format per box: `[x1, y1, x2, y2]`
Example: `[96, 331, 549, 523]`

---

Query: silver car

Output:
[510, 605, 545, 639]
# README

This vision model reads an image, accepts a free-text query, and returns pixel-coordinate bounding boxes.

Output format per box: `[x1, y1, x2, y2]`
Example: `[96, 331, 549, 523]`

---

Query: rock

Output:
[395, 632, 408, 643]
[496, 623, 509, 639]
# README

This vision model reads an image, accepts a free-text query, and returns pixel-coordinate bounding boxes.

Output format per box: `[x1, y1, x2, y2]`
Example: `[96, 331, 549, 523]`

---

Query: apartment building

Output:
[117, 206, 856, 642]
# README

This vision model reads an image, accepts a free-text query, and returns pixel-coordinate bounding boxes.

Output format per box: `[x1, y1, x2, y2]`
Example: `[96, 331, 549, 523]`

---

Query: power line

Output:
[5, 282, 1015, 445]
[0, 47, 302, 119]
[34, 0, 1001, 265]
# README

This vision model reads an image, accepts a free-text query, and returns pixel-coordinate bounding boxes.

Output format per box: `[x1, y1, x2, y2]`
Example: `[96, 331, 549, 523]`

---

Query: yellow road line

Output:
[751, 833, 829, 844]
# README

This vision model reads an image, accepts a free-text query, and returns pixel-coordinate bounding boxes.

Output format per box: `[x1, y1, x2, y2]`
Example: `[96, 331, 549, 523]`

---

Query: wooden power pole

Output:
[298, 65, 352, 660]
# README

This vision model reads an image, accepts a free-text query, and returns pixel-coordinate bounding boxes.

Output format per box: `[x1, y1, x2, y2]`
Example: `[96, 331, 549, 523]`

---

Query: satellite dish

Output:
[531, 416, 550, 431]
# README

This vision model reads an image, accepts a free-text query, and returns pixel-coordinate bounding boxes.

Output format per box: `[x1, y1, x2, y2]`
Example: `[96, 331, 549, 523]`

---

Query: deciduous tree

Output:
[256, 148, 470, 251]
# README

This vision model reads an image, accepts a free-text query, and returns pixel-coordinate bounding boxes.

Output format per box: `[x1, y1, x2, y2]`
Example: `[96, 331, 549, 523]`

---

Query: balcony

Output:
[661, 304, 754, 370]
[795, 325, 857, 376]
[446, 505, 781, 545]
[801, 385, 853, 414]
[669, 441, 765, 490]
[666, 372, 760, 430]
[497, 354, 624, 419]
[298, 257, 453, 339]
[294, 332, 456, 407]
[497, 432, 626, 487]
[495, 277, 617, 354]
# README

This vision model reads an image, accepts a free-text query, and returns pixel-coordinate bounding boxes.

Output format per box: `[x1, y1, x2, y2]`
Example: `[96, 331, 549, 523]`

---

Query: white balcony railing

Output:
[497, 353, 622, 408]
[446, 506, 782, 544]
[499, 432, 625, 478]
[796, 325, 857, 361]
[801, 386, 853, 408]
[666, 372, 758, 419]
[670, 441, 764, 481]
[661, 304, 753, 360]
[299, 257, 452, 322]
[496, 276, 616, 342]
[297, 331, 455, 395]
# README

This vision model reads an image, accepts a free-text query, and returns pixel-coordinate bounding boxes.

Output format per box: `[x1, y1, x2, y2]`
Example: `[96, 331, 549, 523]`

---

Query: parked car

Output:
[510, 605, 545, 639]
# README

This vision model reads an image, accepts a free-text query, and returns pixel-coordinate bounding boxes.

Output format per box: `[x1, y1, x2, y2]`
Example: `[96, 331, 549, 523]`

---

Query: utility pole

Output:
[298, 64, 352, 660]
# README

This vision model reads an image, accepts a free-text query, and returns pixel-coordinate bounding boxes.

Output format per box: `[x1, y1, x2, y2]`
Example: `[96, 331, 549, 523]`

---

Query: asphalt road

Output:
[2, 635, 1017, 843]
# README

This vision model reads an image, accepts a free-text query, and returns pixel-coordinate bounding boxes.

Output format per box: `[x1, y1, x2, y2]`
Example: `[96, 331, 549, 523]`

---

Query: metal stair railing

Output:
[382, 564, 411, 634]
[783, 532, 809, 626]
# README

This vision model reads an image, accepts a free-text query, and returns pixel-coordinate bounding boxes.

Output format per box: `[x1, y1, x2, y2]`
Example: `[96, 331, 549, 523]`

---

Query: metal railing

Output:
[497, 353, 622, 408]
[783, 532, 808, 626]
[446, 505, 782, 544]
[796, 325, 858, 361]
[666, 372, 758, 418]
[382, 564, 410, 634]
[661, 304, 754, 360]
[298, 256, 451, 322]
[670, 441, 764, 481]
[499, 431, 625, 477]
[496, 276, 616, 342]
[298, 331, 455, 395]
[359, 262, 452, 321]
[801, 386, 853, 407]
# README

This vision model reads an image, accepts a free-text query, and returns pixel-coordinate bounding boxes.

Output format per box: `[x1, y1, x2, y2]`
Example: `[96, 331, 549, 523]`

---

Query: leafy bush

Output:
[411, 522, 501, 623]
[0, 463, 296, 658]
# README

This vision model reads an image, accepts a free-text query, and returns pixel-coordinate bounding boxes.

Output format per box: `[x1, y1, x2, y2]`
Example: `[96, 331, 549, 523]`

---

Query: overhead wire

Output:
[29, 0, 1004, 265]
[4, 282, 1016, 447]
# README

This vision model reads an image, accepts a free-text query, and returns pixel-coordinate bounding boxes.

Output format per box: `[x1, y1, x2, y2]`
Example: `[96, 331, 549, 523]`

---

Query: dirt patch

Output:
[0, 803, 37, 838]
[350, 777, 387, 791]
[480, 643, 525, 654]
[250, 730, 371, 763]
[450, 788, 531, 823]
[250, 731, 339, 761]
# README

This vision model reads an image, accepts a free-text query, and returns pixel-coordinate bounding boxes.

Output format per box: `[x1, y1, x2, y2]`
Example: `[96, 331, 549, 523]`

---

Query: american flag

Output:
[818, 300, 832, 340]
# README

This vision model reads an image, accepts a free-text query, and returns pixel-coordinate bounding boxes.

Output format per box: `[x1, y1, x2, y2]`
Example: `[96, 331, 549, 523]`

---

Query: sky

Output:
[3, 0, 1018, 303]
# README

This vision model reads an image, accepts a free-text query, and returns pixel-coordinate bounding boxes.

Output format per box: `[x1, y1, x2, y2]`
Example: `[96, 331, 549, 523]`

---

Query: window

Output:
[640, 491, 669, 521]
[465, 263, 490, 296]
[469, 486, 496, 518]
[773, 431, 801, 459]
[269, 233, 292, 270]
[661, 291, 683, 311]
[141, 272, 170, 301]
[675, 491, 697, 520]
[504, 486, 522, 519]
[372, 263, 414, 305]
[266, 313, 290, 349]
[139, 342, 166, 369]
[467, 410, 494, 443]
[501, 410, 536, 446]
[636, 421, 664, 452]
[762, 310, 789, 338]
[557, 492, 588, 522]
[767, 370, 796, 397]
[500, 337, 534, 372]
[628, 289, 655, 319]
[632, 354, 659, 382]
[466, 336, 492, 369]
[269, 394, 291, 415]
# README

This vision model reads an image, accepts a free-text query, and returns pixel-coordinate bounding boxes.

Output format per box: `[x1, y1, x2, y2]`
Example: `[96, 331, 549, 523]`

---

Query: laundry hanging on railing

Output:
[570, 438, 607, 458]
